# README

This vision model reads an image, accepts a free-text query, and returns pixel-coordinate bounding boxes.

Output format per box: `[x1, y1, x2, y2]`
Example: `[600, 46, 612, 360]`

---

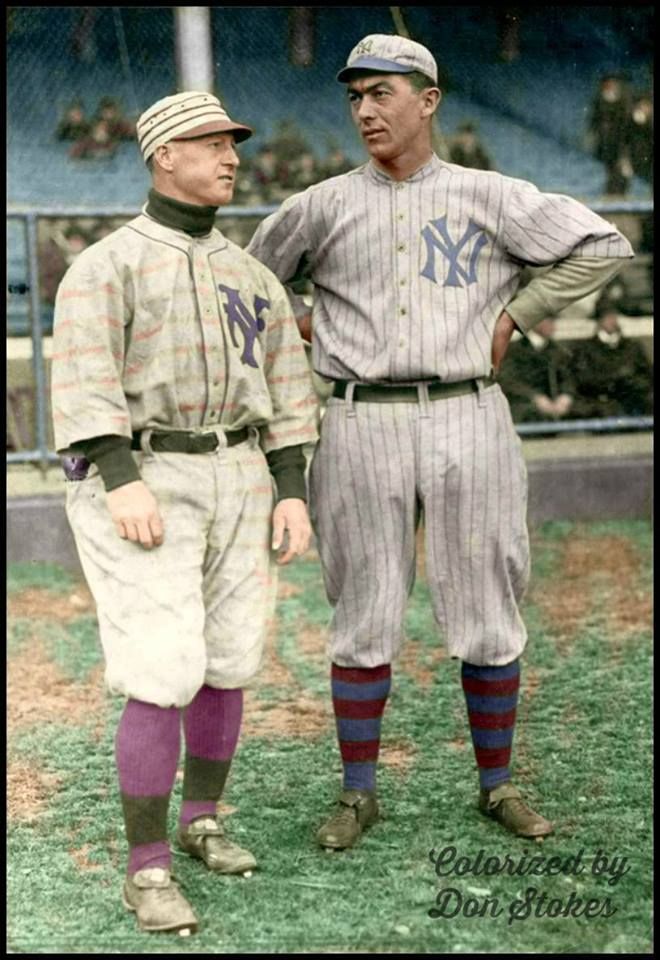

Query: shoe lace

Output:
[333, 804, 358, 827]
[153, 881, 181, 905]
[503, 796, 531, 819]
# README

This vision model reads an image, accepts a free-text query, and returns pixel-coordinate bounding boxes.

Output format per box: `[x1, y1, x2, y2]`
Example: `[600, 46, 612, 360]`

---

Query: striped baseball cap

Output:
[137, 91, 252, 163]
[337, 34, 438, 84]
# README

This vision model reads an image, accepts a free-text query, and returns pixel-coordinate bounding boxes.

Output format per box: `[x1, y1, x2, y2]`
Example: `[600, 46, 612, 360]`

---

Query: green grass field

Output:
[7, 520, 653, 954]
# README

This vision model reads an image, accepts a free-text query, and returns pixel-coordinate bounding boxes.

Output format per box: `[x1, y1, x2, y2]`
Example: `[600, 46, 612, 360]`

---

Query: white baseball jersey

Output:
[52, 211, 318, 455]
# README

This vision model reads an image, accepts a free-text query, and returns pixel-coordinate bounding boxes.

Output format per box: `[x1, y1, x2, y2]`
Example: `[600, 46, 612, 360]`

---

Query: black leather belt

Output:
[332, 376, 496, 403]
[131, 426, 249, 453]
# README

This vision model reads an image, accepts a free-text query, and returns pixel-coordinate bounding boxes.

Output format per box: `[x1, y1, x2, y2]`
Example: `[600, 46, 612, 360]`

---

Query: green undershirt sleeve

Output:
[69, 435, 140, 492]
[265, 444, 308, 502]
[70, 435, 308, 502]
[506, 256, 629, 333]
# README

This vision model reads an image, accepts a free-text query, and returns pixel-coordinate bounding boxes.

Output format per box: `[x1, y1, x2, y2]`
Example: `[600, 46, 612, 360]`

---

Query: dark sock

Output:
[461, 659, 520, 791]
[331, 663, 391, 793]
[180, 685, 243, 827]
[115, 698, 181, 876]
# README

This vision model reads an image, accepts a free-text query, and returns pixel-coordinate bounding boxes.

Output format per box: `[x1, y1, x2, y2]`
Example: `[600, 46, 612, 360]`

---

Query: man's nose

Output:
[357, 97, 376, 121]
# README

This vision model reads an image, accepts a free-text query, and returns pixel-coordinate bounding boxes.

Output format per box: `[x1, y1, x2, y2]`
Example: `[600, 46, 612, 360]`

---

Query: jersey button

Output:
[397, 244, 406, 252]
[400, 307, 407, 315]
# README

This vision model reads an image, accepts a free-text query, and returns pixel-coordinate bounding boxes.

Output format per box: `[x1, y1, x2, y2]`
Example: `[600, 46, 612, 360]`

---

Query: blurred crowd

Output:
[587, 73, 653, 197]
[37, 217, 128, 304]
[232, 119, 354, 205]
[498, 291, 652, 423]
[56, 96, 136, 160]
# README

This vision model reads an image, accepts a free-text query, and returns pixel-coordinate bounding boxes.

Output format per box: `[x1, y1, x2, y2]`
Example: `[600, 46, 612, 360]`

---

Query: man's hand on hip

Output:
[491, 310, 517, 374]
[272, 498, 312, 565]
[106, 480, 164, 549]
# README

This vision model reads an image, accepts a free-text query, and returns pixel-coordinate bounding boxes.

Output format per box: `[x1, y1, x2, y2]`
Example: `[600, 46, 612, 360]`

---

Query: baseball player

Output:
[51, 91, 319, 935]
[247, 35, 633, 850]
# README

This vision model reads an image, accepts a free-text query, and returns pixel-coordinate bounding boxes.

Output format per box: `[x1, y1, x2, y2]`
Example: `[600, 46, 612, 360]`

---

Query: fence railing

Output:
[6, 201, 654, 473]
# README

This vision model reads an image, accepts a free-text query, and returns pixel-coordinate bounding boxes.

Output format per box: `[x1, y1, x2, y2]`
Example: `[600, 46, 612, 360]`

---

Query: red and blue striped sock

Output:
[461, 659, 520, 791]
[331, 663, 391, 793]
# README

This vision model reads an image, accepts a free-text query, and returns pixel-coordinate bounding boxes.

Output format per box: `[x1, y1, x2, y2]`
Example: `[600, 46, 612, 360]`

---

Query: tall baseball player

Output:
[51, 91, 319, 935]
[247, 35, 633, 850]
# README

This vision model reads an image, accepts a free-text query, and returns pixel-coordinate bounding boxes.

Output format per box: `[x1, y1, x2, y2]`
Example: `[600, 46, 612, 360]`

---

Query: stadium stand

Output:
[7, 7, 653, 337]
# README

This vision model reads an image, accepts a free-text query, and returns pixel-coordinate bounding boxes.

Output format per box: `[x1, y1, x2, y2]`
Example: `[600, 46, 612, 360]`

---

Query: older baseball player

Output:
[247, 35, 633, 850]
[51, 91, 319, 935]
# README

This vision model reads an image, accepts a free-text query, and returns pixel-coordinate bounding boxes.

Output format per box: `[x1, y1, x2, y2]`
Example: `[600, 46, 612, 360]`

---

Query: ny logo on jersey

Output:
[218, 284, 270, 368]
[420, 216, 489, 288]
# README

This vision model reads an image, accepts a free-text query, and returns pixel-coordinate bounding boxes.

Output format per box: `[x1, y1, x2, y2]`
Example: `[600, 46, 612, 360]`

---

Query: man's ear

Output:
[421, 87, 441, 118]
[153, 142, 175, 173]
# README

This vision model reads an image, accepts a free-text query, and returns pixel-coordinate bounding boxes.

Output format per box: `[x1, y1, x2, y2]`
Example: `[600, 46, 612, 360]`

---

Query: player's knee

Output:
[204, 642, 264, 689]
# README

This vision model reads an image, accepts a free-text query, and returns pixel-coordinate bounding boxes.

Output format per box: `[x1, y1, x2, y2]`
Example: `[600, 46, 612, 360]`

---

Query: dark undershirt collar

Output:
[146, 188, 217, 237]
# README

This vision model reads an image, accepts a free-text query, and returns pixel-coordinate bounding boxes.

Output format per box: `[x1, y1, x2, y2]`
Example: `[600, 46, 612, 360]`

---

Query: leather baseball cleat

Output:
[317, 788, 379, 850]
[177, 816, 257, 874]
[122, 867, 198, 934]
[479, 782, 554, 838]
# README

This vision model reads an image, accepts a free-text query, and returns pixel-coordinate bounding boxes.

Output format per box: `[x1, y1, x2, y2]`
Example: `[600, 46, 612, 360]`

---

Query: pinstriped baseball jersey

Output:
[247, 155, 632, 383]
[52, 211, 318, 455]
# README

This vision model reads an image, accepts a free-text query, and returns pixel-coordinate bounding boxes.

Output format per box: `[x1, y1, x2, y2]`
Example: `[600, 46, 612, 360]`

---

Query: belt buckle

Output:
[188, 426, 220, 452]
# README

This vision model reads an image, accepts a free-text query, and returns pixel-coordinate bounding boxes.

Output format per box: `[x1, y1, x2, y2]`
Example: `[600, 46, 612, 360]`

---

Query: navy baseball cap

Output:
[337, 34, 438, 84]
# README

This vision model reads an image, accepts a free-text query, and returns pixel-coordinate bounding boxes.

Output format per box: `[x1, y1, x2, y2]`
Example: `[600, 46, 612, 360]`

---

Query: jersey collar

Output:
[366, 152, 442, 185]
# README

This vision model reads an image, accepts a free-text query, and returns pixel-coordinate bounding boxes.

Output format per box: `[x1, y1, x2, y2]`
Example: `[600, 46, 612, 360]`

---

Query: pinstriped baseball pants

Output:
[308, 381, 530, 668]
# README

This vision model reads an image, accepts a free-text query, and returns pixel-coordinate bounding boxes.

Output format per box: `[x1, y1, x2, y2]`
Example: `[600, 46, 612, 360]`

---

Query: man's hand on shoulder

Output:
[271, 497, 312, 565]
[106, 480, 164, 549]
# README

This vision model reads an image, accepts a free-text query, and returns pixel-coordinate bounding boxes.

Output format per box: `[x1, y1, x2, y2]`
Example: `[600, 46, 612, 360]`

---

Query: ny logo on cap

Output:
[355, 39, 375, 56]
[420, 216, 489, 288]
[218, 285, 270, 368]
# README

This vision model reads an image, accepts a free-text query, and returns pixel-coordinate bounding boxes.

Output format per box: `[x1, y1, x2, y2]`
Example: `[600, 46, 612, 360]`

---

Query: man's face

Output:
[163, 133, 239, 206]
[346, 73, 434, 164]
[599, 312, 620, 335]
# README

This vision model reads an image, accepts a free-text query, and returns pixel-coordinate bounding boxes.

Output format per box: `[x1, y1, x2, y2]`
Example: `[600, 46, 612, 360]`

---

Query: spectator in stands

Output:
[71, 7, 98, 64]
[286, 150, 321, 191]
[321, 146, 353, 179]
[251, 145, 288, 201]
[270, 117, 310, 167]
[90, 218, 120, 243]
[570, 299, 653, 418]
[588, 73, 634, 196]
[38, 223, 92, 304]
[449, 122, 494, 171]
[498, 316, 575, 423]
[628, 92, 653, 184]
[56, 99, 90, 141]
[69, 119, 119, 161]
[497, 7, 522, 63]
[94, 96, 136, 140]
